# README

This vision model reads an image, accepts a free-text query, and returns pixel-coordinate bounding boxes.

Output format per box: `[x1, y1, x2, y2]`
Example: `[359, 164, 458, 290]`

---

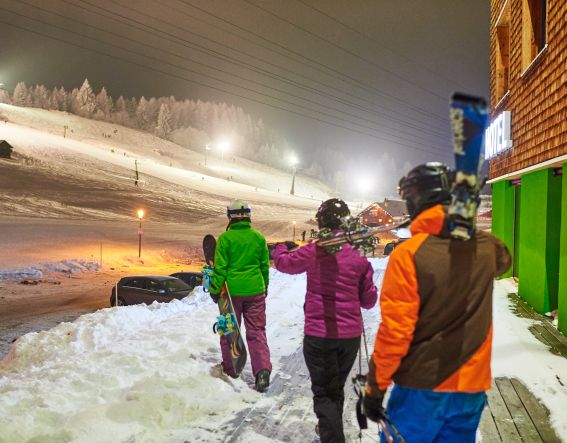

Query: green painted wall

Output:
[558, 164, 567, 335]
[517, 169, 562, 314]
[492, 180, 516, 278]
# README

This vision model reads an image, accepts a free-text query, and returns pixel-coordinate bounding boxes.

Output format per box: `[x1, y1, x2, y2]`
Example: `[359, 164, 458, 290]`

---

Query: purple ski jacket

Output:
[273, 242, 377, 339]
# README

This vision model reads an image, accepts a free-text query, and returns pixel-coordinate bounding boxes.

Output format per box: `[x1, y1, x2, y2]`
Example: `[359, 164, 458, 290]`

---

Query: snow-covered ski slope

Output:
[0, 104, 333, 219]
[1, 261, 566, 442]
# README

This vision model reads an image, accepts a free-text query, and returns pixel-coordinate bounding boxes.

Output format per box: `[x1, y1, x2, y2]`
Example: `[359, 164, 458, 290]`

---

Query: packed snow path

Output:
[1, 262, 567, 442]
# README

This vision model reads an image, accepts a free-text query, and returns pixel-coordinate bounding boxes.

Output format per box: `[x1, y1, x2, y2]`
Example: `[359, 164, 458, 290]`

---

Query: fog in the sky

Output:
[0, 0, 489, 199]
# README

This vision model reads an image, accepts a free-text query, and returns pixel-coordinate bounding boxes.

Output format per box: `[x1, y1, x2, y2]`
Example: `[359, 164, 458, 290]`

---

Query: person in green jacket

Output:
[210, 199, 272, 392]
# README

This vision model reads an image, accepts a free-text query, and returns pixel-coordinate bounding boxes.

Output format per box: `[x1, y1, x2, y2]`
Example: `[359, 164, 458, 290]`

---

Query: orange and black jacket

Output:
[367, 204, 511, 395]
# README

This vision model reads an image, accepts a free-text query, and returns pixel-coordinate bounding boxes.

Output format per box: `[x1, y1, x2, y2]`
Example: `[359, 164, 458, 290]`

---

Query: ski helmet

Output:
[316, 198, 350, 230]
[227, 199, 252, 219]
[398, 162, 452, 219]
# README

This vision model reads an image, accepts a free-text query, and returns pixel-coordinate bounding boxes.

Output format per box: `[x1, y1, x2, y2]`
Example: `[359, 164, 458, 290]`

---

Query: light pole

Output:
[217, 139, 231, 161]
[289, 154, 298, 195]
[137, 209, 144, 258]
[356, 175, 373, 210]
[204, 144, 211, 167]
[292, 220, 296, 241]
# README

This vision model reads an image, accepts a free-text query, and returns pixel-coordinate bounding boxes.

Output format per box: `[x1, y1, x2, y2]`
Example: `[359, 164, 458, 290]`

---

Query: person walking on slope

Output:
[364, 163, 512, 442]
[209, 199, 272, 392]
[273, 198, 378, 443]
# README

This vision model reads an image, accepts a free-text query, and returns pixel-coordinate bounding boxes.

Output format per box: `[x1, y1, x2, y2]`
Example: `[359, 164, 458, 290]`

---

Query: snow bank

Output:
[0, 267, 43, 281]
[0, 268, 307, 443]
[0, 259, 100, 281]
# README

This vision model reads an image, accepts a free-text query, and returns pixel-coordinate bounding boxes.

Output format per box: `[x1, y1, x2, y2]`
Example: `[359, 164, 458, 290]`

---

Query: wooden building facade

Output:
[488, 0, 566, 334]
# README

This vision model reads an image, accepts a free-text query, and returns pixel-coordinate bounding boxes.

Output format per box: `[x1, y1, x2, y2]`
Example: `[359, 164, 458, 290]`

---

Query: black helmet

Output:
[398, 162, 452, 219]
[316, 198, 350, 230]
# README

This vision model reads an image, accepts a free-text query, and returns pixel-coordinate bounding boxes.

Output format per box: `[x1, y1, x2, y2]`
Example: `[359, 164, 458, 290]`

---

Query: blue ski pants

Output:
[380, 385, 487, 443]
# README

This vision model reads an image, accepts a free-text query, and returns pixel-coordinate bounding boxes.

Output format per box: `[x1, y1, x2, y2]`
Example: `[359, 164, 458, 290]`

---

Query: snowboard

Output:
[202, 234, 247, 377]
[448, 92, 489, 240]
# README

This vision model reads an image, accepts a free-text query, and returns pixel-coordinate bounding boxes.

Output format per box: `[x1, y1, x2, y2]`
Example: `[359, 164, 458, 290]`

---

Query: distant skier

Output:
[272, 198, 378, 443]
[209, 199, 272, 392]
[363, 163, 511, 442]
[301, 230, 306, 242]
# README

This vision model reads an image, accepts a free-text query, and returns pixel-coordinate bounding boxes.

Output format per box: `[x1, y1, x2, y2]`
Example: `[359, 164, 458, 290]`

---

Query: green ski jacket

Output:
[210, 220, 270, 297]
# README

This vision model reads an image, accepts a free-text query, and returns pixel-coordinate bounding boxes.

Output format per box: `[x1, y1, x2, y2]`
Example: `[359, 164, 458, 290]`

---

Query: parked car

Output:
[169, 272, 203, 289]
[110, 276, 192, 307]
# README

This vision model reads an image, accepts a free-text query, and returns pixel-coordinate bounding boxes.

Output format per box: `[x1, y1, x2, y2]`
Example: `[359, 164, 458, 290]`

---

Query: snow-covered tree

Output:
[95, 87, 113, 119]
[31, 85, 50, 109]
[75, 78, 96, 117]
[12, 82, 31, 106]
[136, 96, 150, 129]
[0, 88, 10, 104]
[155, 103, 172, 138]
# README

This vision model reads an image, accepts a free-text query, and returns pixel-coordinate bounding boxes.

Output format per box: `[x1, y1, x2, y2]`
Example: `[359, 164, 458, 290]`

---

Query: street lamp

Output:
[217, 139, 231, 161]
[289, 154, 299, 195]
[356, 175, 373, 209]
[204, 144, 212, 167]
[292, 220, 296, 241]
[137, 209, 145, 258]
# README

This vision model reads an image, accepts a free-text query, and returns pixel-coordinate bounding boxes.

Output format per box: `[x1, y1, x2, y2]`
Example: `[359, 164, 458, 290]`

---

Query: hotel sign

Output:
[485, 111, 513, 159]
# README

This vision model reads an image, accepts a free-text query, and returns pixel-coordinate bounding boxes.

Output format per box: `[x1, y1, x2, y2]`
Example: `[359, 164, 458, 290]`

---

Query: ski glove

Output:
[210, 292, 220, 304]
[363, 390, 386, 423]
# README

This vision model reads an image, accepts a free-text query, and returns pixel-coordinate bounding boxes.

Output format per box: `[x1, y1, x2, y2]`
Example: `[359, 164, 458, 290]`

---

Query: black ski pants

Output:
[303, 335, 361, 443]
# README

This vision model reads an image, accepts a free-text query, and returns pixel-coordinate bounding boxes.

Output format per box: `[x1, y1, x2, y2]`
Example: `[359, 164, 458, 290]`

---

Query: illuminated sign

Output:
[485, 111, 513, 159]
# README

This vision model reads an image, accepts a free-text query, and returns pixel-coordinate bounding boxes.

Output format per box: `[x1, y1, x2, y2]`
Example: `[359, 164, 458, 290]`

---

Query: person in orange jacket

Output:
[364, 163, 511, 442]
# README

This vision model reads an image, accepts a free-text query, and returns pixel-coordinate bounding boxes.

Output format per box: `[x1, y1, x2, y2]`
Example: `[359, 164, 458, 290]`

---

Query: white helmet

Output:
[227, 199, 252, 219]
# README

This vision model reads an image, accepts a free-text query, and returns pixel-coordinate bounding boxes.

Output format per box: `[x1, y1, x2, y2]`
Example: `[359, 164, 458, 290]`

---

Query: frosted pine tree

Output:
[95, 87, 113, 119]
[12, 82, 31, 106]
[76, 78, 96, 117]
[0, 88, 10, 104]
[155, 103, 172, 138]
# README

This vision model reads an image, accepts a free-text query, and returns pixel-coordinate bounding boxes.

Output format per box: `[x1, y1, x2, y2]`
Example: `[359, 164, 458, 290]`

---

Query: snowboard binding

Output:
[202, 264, 214, 293]
[213, 313, 237, 336]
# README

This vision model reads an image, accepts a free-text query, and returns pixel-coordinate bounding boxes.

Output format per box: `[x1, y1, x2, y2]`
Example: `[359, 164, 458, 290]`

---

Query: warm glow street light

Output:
[137, 209, 145, 258]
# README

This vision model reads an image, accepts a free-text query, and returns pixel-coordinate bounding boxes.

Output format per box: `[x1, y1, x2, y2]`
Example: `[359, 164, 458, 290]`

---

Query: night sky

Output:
[0, 0, 490, 197]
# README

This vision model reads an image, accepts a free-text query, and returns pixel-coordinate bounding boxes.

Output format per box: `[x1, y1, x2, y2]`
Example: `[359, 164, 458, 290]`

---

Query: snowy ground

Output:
[0, 260, 385, 443]
[1, 261, 566, 443]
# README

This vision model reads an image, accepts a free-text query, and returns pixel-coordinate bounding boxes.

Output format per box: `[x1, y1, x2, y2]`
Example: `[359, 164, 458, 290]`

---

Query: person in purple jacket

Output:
[272, 198, 378, 443]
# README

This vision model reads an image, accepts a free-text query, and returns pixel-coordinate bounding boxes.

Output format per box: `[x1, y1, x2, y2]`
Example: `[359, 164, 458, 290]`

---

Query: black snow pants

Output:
[303, 335, 361, 443]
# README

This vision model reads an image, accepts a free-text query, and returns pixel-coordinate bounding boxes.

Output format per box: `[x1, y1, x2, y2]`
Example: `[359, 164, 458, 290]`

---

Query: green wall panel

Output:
[517, 169, 562, 314]
[491, 180, 515, 278]
[558, 164, 567, 335]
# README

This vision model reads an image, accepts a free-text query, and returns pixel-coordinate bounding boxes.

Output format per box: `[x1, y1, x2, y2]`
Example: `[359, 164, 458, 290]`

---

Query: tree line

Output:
[0, 79, 310, 176]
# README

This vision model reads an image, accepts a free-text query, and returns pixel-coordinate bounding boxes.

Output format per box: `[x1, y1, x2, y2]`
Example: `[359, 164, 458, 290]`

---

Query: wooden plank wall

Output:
[488, 0, 567, 179]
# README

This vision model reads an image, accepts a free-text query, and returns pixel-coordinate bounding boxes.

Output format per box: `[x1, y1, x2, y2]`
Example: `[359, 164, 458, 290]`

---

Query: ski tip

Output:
[450, 92, 487, 108]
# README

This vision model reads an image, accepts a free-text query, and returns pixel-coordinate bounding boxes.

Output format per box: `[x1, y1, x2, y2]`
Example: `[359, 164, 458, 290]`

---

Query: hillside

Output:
[0, 104, 337, 271]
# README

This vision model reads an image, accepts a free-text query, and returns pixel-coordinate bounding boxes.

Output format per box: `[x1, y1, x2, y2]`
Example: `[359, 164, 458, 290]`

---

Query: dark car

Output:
[169, 272, 203, 289]
[110, 276, 192, 307]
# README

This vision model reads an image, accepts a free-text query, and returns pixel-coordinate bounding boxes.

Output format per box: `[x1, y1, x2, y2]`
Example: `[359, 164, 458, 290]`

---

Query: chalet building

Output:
[0, 140, 13, 158]
[488, 0, 566, 333]
[358, 198, 407, 227]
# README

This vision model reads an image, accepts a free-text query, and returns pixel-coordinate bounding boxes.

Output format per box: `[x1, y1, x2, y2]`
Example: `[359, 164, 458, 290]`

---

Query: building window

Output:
[522, 0, 547, 69]
[495, 2, 511, 102]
